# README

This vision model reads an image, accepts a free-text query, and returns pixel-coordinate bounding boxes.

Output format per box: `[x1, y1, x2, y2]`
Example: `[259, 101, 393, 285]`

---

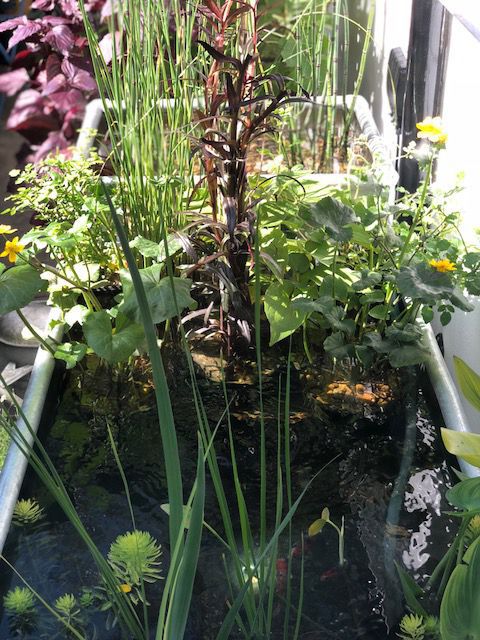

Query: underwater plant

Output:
[54, 593, 83, 632]
[107, 530, 162, 604]
[4, 586, 38, 634]
[12, 498, 44, 526]
[397, 613, 439, 640]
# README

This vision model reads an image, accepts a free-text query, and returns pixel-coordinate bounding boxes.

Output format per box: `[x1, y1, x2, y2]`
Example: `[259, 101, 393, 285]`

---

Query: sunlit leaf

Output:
[454, 356, 480, 412]
[441, 427, 480, 468]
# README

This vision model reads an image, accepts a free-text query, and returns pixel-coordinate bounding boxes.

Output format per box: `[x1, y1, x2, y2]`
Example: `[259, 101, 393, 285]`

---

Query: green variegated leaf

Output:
[453, 356, 480, 412]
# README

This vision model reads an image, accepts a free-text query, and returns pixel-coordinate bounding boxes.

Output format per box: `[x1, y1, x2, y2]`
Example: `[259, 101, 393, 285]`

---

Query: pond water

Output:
[0, 352, 456, 639]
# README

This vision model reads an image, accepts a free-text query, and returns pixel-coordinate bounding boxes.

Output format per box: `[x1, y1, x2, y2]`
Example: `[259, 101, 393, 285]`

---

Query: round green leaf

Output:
[0, 265, 47, 316]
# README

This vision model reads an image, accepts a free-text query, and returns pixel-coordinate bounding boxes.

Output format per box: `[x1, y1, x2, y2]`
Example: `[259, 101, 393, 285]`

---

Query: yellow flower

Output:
[119, 584, 132, 593]
[0, 236, 25, 263]
[416, 116, 448, 144]
[0, 224, 17, 235]
[429, 258, 456, 273]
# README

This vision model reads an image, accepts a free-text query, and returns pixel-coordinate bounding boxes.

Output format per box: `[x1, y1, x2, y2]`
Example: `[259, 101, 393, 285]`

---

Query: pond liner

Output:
[0, 314, 63, 556]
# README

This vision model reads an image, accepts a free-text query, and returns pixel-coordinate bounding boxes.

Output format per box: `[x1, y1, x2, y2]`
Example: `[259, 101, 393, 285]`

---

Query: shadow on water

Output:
[0, 351, 455, 639]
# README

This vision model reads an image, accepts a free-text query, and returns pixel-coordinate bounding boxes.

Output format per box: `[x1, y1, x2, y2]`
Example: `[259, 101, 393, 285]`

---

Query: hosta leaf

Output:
[301, 196, 357, 242]
[264, 282, 307, 345]
[453, 356, 480, 412]
[0, 265, 47, 315]
[291, 295, 335, 315]
[441, 427, 480, 468]
[385, 324, 423, 344]
[446, 476, 480, 511]
[83, 310, 144, 364]
[120, 266, 195, 324]
[440, 536, 480, 639]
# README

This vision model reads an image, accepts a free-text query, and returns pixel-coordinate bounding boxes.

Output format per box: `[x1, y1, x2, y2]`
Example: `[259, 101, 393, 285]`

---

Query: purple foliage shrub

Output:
[0, 0, 113, 162]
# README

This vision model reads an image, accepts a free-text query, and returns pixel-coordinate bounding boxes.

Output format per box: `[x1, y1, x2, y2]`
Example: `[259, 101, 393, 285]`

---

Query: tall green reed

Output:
[269, 0, 375, 171]
[79, 0, 201, 245]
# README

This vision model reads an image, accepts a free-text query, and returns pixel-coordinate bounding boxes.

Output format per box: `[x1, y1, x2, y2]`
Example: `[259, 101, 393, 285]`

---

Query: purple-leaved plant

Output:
[0, 0, 114, 162]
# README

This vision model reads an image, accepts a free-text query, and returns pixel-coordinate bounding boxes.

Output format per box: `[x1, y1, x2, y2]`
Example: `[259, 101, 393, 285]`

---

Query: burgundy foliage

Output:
[0, 0, 112, 162]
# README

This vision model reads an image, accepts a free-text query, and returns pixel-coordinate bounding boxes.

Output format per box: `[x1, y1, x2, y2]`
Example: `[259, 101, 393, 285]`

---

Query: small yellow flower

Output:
[0, 224, 17, 235]
[0, 236, 25, 263]
[429, 258, 456, 273]
[416, 116, 448, 144]
[119, 584, 132, 594]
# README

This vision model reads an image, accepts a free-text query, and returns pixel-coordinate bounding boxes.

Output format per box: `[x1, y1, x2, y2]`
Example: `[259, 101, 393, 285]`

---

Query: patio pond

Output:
[0, 349, 456, 639]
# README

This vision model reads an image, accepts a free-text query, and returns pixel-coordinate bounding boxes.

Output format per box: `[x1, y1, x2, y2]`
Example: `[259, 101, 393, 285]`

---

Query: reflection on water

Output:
[0, 360, 455, 639]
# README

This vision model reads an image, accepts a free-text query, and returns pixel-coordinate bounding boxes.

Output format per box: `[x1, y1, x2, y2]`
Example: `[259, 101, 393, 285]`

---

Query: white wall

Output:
[433, 17, 480, 433]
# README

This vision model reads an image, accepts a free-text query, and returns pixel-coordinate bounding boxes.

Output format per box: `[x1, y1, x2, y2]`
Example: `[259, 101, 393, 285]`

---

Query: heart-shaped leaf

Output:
[83, 311, 144, 364]
[120, 266, 195, 324]
[264, 282, 307, 345]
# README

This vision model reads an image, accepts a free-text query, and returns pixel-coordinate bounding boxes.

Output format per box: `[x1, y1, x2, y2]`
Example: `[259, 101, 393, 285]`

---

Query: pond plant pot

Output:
[75, 95, 398, 196]
[0, 311, 63, 555]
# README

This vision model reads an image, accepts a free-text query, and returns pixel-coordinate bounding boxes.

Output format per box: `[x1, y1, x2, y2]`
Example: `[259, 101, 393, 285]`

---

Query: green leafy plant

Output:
[4, 586, 38, 634]
[107, 531, 162, 603]
[256, 117, 479, 368]
[54, 593, 83, 632]
[12, 498, 44, 527]
[398, 613, 439, 640]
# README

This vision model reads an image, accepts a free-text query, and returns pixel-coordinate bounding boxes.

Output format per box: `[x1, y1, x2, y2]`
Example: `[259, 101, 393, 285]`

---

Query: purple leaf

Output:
[61, 59, 97, 92]
[30, 130, 70, 163]
[8, 22, 43, 50]
[45, 53, 62, 81]
[44, 25, 75, 54]
[43, 73, 67, 96]
[98, 31, 121, 64]
[59, 0, 83, 20]
[0, 17, 27, 33]
[47, 88, 85, 112]
[31, 0, 55, 9]
[0, 69, 30, 96]
[6, 90, 58, 133]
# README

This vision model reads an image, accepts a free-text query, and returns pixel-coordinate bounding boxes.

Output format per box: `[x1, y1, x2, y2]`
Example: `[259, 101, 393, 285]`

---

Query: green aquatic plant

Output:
[12, 498, 44, 527]
[397, 613, 439, 639]
[54, 593, 82, 630]
[108, 530, 162, 603]
[308, 506, 345, 566]
[4, 586, 37, 633]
